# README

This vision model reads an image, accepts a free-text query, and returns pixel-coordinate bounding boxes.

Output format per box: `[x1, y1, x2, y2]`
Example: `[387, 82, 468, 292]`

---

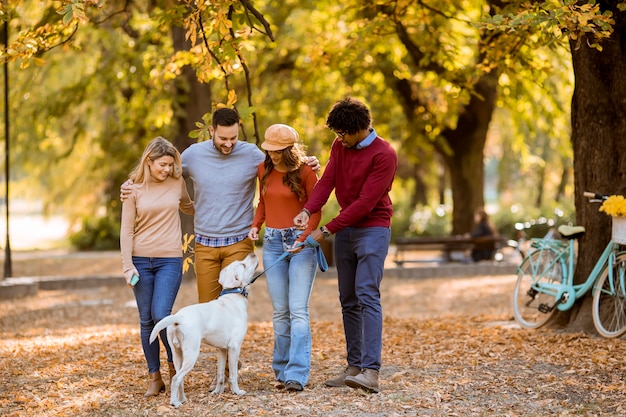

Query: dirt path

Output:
[1, 253, 626, 416]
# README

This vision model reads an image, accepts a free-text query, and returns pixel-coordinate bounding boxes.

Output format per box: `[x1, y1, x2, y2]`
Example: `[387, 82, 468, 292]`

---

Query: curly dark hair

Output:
[325, 97, 371, 135]
[212, 107, 240, 128]
[260, 142, 308, 201]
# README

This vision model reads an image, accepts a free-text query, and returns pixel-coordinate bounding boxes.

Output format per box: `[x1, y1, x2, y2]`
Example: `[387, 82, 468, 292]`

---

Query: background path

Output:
[2, 252, 625, 416]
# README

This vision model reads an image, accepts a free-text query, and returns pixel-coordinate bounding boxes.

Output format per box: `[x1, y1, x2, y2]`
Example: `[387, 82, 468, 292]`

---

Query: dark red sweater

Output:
[304, 136, 397, 233]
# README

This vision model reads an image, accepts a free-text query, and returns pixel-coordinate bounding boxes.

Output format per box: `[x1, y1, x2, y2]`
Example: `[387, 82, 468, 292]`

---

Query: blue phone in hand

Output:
[130, 273, 140, 286]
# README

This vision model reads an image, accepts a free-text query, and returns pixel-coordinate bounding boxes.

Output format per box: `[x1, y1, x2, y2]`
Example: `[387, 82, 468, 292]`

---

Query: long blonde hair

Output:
[129, 136, 182, 184]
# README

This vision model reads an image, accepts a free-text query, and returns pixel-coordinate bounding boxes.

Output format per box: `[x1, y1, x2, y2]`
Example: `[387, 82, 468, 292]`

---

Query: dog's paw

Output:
[232, 388, 246, 395]
[170, 394, 186, 408]
[211, 386, 225, 395]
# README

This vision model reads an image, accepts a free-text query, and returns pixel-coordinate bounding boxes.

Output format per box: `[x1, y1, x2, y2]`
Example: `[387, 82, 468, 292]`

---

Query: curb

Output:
[0, 262, 518, 300]
[382, 262, 517, 279]
[1, 274, 125, 300]
[316, 262, 517, 280]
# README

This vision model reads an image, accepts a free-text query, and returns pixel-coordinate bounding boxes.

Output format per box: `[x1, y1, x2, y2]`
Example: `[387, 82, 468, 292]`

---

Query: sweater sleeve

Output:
[120, 190, 137, 274]
[251, 164, 266, 230]
[179, 179, 195, 215]
[298, 166, 321, 241]
[303, 141, 338, 214]
[325, 148, 397, 233]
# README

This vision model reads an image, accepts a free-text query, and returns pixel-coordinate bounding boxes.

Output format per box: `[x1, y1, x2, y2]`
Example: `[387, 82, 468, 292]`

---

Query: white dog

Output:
[149, 252, 259, 407]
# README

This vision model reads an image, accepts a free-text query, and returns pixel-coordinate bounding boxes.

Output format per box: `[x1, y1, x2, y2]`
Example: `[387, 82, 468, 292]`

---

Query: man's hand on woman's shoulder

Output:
[120, 179, 134, 201]
[305, 156, 321, 172]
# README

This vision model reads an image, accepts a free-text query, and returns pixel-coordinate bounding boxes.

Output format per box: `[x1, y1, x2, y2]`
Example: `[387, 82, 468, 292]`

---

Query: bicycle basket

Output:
[612, 216, 626, 244]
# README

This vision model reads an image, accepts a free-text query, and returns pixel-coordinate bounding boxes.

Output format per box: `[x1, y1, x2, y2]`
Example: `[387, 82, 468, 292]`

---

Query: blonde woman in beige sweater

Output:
[120, 136, 194, 397]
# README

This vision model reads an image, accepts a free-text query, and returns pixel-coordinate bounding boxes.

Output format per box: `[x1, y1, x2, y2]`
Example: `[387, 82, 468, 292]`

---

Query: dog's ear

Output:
[218, 261, 245, 289]
[231, 263, 245, 287]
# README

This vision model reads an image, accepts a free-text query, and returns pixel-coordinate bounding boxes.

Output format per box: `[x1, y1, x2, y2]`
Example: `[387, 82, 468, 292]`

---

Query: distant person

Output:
[247, 124, 321, 392]
[120, 136, 194, 397]
[470, 208, 498, 262]
[293, 97, 398, 394]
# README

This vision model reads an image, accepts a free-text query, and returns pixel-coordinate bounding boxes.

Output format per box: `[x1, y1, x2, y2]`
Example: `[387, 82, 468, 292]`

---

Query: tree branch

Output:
[239, 0, 275, 41]
[227, 4, 259, 143]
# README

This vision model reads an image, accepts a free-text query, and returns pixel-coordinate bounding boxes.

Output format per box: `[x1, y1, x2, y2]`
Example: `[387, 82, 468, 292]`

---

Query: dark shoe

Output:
[345, 368, 380, 393]
[324, 365, 360, 387]
[144, 371, 165, 397]
[285, 380, 303, 392]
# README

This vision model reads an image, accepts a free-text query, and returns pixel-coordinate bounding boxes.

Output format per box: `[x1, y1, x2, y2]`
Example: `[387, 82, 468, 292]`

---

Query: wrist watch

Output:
[319, 226, 331, 238]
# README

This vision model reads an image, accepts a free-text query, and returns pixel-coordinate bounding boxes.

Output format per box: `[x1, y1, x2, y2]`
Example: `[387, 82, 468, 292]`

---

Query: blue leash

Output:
[248, 235, 328, 285]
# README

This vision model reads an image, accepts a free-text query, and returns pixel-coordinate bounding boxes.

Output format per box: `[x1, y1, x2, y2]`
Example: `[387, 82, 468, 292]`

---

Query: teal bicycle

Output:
[513, 192, 626, 337]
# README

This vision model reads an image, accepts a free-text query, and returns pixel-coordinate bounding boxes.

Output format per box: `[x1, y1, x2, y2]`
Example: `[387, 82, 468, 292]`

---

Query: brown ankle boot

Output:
[345, 368, 380, 393]
[144, 371, 165, 397]
[167, 362, 176, 385]
[324, 365, 360, 387]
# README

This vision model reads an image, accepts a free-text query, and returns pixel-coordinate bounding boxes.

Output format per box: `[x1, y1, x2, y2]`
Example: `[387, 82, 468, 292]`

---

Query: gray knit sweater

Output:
[182, 140, 264, 238]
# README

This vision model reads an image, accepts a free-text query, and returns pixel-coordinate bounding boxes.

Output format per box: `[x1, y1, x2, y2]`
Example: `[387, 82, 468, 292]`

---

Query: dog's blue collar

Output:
[219, 287, 248, 298]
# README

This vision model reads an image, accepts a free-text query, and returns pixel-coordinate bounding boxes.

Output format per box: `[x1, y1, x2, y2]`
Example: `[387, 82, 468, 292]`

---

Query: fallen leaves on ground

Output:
[1, 273, 626, 417]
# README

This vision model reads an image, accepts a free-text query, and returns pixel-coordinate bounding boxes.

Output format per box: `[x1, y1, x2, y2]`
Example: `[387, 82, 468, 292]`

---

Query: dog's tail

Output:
[149, 315, 179, 344]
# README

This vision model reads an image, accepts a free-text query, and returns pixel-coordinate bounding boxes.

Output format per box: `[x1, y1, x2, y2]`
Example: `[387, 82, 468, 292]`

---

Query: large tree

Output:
[245, 0, 574, 235]
[567, 1, 626, 332]
[371, 0, 502, 234]
[485, 0, 626, 331]
[0, 1, 269, 228]
[2, 0, 574, 236]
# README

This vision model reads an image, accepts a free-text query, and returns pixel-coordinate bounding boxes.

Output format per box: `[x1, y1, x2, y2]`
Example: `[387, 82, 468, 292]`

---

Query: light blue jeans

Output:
[263, 227, 317, 386]
[132, 256, 183, 374]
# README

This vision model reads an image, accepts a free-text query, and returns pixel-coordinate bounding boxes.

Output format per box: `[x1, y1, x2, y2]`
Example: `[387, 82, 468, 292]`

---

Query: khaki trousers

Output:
[195, 239, 255, 303]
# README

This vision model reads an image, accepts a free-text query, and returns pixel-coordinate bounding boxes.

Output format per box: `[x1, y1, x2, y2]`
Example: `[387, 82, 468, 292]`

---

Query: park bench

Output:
[392, 235, 510, 266]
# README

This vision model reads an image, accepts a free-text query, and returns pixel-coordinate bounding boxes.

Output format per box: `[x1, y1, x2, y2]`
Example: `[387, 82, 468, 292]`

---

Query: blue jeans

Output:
[263, 227, 317, 386]
[132, 256, 183, 374]
[334, 227, 390, 371]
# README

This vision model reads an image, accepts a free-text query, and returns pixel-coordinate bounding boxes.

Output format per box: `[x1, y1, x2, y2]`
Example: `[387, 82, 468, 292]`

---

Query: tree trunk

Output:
[535, 136, 551, 207]
[171, 26, 212, 153]
[172, 24, 213, 281]
[565, 3, 626, 332]
[555, 163, 569, 203]
[441, 70, 499, 234]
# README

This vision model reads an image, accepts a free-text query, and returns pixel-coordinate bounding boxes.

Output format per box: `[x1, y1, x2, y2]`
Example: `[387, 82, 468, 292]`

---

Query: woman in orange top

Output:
[248, 124, 321, 392]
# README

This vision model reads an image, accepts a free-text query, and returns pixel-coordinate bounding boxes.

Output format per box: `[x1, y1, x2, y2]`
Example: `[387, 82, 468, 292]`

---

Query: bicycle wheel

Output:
[513, 249, 565, 328]
[592, 253, 626, 338]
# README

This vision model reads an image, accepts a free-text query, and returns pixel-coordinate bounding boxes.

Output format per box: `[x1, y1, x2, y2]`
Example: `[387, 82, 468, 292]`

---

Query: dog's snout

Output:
[246, 252, 259, 268]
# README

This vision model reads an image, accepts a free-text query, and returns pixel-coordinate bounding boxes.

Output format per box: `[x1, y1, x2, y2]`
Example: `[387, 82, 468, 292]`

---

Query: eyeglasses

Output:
[332, 130, 347, 138]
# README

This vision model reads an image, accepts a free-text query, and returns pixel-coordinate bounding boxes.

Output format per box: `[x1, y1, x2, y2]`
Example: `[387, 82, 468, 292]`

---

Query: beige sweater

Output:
[120, 176, 194, 274]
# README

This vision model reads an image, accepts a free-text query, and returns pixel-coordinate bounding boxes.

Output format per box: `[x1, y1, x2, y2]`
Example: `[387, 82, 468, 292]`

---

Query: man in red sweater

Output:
[293, 97, 397, 393]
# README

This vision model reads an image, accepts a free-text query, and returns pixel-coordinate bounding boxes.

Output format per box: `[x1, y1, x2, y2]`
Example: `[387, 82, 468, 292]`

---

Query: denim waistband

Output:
[265, 226, 301, 238]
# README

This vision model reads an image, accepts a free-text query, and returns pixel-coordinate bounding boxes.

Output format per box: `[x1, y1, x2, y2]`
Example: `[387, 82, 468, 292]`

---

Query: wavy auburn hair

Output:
[260, 142, 308, 201]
